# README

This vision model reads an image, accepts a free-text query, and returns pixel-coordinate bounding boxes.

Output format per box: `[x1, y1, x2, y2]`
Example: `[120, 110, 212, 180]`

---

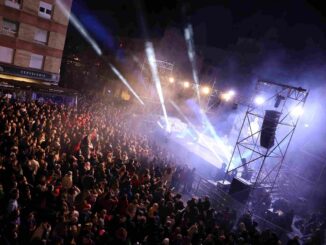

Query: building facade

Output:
[0, 0, 72, 85]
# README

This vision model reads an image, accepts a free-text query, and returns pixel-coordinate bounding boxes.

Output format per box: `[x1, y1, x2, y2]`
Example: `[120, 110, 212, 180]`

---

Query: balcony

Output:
[1, 28, 17, 37]
[34, 40, 47, 45]
[4, 0, 21, 10]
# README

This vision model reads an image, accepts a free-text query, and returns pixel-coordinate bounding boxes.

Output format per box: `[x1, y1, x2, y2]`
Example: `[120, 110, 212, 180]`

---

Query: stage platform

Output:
[169, 131, 229, 169]
[156, 116, 233, 177]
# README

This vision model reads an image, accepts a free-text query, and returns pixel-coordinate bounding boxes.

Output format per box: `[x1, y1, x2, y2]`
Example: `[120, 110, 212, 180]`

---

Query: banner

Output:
[0, 63, 59, 84]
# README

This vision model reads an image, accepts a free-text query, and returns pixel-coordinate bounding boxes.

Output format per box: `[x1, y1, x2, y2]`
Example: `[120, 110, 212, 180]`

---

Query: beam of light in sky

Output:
[109, 64, 144, 105]
[184, 24, 200, 103]
[56, 0, 144, 105]
[56, 0, 102, 56]
[145, 41, 170, 132]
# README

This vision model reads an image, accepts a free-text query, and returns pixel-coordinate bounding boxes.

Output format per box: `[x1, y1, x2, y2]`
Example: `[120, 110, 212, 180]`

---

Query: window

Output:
[34, 28, 48, 44]
[29, 54, 44, 69]
[39, 1, 52, 19]
[2, 19, 18, 37]
[4, 0, 21, 9]
[0, 46, 14, 63]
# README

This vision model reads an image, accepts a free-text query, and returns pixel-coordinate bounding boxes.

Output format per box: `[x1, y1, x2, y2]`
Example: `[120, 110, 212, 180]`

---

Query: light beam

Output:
[184, 24, 200, 103]
[145, 42, 170, 132]
[109, 64, 144, 105]
[56, 0, 102, 56]
[56, 0, 144, 105]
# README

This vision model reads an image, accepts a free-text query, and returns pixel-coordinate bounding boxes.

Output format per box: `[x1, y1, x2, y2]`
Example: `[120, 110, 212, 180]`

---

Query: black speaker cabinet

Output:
[260, 110, 282, 149]
[229, 177, 252, 203]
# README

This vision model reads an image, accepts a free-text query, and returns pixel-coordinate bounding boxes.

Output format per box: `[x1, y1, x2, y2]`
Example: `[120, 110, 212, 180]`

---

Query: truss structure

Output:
[202, 80, 219, 114]
[223, 80, 309, 197]
[138, 58, 173, 113]
[140, 58, 174, 84]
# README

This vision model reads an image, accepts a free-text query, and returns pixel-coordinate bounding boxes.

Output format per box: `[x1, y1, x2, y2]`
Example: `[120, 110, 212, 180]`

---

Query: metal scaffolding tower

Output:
[223, 80, 309, 199]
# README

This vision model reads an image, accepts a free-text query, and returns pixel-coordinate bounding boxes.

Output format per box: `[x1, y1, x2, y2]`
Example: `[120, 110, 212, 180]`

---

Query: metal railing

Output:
[1, 28, 17, 37]
[4, 0, 21, 10]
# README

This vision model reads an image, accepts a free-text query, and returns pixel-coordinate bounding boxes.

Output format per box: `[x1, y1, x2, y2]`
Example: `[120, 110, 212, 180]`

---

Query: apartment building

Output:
[0, 0, 72, 85]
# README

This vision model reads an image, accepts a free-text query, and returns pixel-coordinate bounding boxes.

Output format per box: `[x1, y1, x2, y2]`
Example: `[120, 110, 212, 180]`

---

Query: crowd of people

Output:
[0, 95, 323, 244]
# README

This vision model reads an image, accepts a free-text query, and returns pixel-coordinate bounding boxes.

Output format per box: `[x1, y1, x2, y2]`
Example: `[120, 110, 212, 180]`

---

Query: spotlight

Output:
[304, 123, 309, 128]
[291, 105, 304, 117]
[201, 86, 210, 95]
[221, 90, 235, 101]
[169, 77, 175, 83]
[228, 90, 235, 96]
[221, 93, 231, 101]
[254, 96, 265, 105]
[183, 81, 190, 88]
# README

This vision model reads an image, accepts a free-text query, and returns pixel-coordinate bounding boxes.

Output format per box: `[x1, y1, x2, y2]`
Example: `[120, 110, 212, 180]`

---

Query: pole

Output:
[223, 108, 249, 184]
[252, 148, 269, 190]
[75, 94, 78, 110]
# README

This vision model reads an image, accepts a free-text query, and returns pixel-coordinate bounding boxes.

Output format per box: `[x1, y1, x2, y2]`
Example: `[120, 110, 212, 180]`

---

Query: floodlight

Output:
[183, 81, 190, 88]
[291, 105, 304, 117]
[221, 90, 235, 101]
[228, 90, 235, 96]
[254, 96, 265, 105]
[201, 86, 210, 95]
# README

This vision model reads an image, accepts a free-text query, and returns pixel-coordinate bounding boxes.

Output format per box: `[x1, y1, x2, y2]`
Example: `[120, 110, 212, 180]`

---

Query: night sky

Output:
[71, 0, 326, 50]
[65, 0, 326, 90]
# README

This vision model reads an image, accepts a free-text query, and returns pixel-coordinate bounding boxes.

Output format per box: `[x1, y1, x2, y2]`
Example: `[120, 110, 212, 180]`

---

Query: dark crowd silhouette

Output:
[0, 95, 324, 245]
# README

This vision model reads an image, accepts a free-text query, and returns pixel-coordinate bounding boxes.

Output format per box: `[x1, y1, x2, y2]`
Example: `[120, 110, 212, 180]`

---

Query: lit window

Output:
[29, 54, 44, 69]
[39, 1, 52, 19]
[4, 0, 21, 9]
[0, 46, 14, 63]
[2, 19, 18, 37]
[34, 28, 48, 44]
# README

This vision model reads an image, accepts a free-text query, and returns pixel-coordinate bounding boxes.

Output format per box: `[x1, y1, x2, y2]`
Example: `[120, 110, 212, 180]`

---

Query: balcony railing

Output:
[1, 28, 17, 37]
[4, 0, 21, 9]
[34, 39, 47, 45]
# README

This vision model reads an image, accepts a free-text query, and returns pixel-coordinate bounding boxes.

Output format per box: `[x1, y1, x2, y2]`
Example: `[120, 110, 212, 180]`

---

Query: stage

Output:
[158, 116, 233, 172]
